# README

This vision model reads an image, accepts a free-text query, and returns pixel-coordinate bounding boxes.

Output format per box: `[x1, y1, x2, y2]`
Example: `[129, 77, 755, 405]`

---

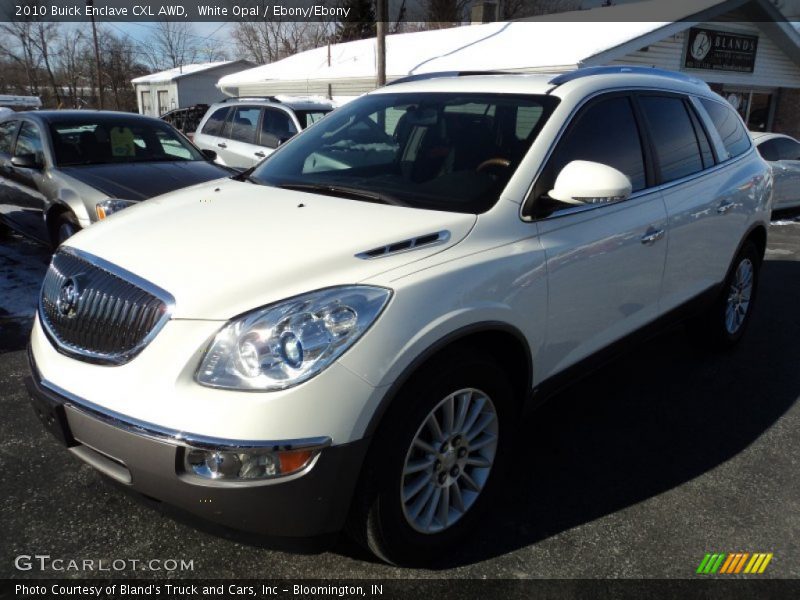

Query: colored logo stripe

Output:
[697, 553, 773, 574]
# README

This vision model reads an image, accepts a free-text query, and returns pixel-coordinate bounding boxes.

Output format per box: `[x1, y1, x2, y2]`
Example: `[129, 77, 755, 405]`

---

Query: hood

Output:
[66, 180, 476, 319]
[58, 161, 233, 200]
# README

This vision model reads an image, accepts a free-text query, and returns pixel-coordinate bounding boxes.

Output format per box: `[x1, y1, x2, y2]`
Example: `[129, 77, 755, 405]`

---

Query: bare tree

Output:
[142, 21, 200, 71]
[194, 37, 230, 63]
[103, 31, 147, 111]
[234, 21, 334, 65]
[54, 28, 86, 107]
[0, 21, 42, 95]
[30, 22, 61, 105]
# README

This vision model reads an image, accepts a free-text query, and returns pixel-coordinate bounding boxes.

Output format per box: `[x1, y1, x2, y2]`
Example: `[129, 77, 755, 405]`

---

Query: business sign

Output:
[684, 28, 759, 73]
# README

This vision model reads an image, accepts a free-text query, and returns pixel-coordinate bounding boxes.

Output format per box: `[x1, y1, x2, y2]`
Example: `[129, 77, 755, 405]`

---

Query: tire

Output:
[687, 240, 760, 349]
[51, 212, 80, 249]
[347, 349, 516, 565]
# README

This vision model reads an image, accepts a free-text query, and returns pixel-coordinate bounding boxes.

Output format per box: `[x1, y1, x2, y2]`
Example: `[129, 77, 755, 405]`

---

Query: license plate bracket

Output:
[28, 386, 75, 447]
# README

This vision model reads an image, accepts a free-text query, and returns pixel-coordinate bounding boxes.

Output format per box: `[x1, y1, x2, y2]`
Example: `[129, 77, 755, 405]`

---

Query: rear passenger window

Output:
[201, 107, 229, 136]
[0, 121, 19, 154]
[228, 107, 260, 144]
[700, 98, 751, 159]
[261, 109, 297, 146]
[756, 139, 779, 161]
[775, 137, 800, 161]
[544, 96, 646, 193]
[639, 96, 704, 182]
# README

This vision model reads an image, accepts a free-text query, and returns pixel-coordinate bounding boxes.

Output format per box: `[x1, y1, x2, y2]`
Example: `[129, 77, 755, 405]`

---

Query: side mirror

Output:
[201, 149, 217, 161]
[11, 153, 43, 170]
[549, 160, 632, 206]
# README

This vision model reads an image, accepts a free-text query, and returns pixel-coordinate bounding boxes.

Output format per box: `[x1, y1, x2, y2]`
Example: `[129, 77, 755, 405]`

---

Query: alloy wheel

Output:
[400, 387, 498, 534]
[725, 258, 754, 335]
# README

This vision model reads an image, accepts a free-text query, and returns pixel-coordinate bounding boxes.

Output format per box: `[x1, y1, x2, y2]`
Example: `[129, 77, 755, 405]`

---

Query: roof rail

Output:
[220, 96, 281, 104]
[386, 71, 510, 86]
[548, 66, 709, 89]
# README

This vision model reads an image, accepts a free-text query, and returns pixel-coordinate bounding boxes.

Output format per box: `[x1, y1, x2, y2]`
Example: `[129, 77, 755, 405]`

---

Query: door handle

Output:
[254, 151, 266, 158]
[217, 142, 227, 149]
[641, 227, 665, 245]
[717, 200, 735, 214]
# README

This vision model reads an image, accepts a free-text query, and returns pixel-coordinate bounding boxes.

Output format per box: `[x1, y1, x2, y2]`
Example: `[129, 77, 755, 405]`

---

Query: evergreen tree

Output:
[336, 0, 377, 42]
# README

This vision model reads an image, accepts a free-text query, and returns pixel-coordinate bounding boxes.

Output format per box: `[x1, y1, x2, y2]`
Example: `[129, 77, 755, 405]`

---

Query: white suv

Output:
[27, 67, 771, 565]
[193, 96, 333, 169]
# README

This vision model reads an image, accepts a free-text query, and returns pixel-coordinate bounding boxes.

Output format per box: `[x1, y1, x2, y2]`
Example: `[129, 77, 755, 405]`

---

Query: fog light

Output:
[184, 447, 315, 481]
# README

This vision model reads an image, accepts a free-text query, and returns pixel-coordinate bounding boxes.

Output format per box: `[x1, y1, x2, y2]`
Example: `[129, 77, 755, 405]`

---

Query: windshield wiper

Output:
[232, 165, 258, 182]
[276, 182, 405, 206]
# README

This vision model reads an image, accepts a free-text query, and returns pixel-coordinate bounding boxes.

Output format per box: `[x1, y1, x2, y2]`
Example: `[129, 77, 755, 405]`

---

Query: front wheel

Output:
[348, 351, 515, 565]
[51, 212, 80, 249]
[687, 240, 761, 349]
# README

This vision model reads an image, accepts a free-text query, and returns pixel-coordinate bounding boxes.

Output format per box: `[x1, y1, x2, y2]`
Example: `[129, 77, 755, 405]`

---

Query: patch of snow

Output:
[132, 61, 233, 84]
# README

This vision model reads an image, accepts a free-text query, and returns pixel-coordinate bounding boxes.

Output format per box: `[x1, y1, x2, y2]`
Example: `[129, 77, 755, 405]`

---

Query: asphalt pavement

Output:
[1, 219, 799, 579]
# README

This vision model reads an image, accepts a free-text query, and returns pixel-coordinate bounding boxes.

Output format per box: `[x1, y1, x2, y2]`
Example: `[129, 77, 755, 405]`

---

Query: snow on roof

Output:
[132, 61, 234, 84]
[217, 0, 734, 89]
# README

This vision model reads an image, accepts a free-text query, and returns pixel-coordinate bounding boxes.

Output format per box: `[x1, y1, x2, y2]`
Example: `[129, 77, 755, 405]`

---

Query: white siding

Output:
[238, 77, 378, 100]
[134, 83, 176, 116]
[134, 62, 253, 115]
[605, 22, 800, 89]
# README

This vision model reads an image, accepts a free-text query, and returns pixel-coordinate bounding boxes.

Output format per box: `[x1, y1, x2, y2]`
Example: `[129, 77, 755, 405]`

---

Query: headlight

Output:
[96, 198, 136, 220]
[196, 286, 391, 391]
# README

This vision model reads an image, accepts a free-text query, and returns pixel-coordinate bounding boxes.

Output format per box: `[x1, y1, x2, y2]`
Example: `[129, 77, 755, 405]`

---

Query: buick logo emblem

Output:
[56, 277, 81, 318]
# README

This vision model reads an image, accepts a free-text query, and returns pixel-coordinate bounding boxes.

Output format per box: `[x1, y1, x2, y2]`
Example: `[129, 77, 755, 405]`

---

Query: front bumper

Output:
[25, 349, 369, 537]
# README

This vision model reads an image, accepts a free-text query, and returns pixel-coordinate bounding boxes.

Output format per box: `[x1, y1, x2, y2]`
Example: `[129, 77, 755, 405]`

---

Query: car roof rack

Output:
[547, 66, 709, 89]
[386, 71, 512, 86]
[220, 96, 282, 104]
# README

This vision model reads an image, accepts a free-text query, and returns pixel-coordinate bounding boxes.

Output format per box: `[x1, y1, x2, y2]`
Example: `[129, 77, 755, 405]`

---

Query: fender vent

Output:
[356, 231, 451, 259]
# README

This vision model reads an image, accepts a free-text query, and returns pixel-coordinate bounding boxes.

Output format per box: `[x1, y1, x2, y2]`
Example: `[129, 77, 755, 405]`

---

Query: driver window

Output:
[14, 122, 44, 163]
[536, 96, 646, 206]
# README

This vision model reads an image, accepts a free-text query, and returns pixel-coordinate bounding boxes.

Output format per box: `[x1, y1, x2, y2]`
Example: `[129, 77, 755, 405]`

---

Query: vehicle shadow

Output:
[417, 258, 800, 568]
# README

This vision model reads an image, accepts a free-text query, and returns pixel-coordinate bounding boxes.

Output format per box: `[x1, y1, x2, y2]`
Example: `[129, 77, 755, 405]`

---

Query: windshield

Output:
[50, 118, 204, 166]
[250, 92, 558, 214]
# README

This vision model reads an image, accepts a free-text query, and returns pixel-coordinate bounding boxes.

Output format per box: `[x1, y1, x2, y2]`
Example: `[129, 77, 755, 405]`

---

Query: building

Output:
[217, 0, 800, 136]
[132, 60, 253, 117]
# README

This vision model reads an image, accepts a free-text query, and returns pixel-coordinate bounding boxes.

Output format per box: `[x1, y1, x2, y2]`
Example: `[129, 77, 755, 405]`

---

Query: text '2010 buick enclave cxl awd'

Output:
[26, 67, 772, 565]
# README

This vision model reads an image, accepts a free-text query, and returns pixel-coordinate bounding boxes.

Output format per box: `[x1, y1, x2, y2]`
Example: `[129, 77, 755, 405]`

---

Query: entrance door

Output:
[157, 90, 168, 116]
[140, 91, 151, 116]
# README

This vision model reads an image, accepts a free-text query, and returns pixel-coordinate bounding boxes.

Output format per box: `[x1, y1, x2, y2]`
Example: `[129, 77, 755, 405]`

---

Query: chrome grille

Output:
[39, 248, 174, 365]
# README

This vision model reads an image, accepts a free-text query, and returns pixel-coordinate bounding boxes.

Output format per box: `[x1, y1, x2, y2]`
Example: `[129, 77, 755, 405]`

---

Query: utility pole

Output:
[86, 0, 104, 109]
[376, 0, 387, 87]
